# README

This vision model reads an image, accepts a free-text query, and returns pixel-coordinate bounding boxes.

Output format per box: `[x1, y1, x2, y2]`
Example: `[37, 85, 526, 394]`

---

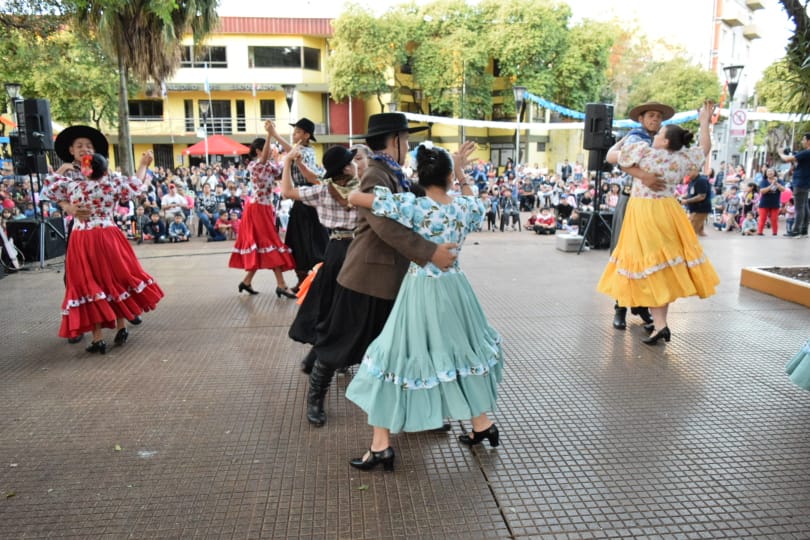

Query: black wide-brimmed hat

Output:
[322, 146, 357, 179]
[289, 118, 317, 142]
[351, 113, 428, 139]
[54, 125, 109, 163]
[628, 102, 675, 121]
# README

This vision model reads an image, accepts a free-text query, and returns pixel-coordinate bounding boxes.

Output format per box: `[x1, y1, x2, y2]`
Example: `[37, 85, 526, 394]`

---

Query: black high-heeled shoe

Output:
[238, 282, 259, 295]
[458, 424, 499, 447]
[275, 286, 297, 299]
[641, 326, 671, 345]
[349, 447, 395, 471]
[86, 340, 107, 355]
[114, 328, 128, 346]
[643, 322, 655, 334]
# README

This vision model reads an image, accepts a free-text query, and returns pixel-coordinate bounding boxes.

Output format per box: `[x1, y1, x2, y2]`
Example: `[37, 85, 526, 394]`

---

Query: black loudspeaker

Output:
[14, 98, 54, 151]
[9, 133, 48, 175]
[583, 103, 614, 151]
[5, 218, 66, 261]
[578, 211, 613, 250]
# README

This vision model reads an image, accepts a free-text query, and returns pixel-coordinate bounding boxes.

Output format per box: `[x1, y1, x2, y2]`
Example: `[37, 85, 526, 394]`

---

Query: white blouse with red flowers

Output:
[41, 172, 144, 229]
[247, 160, 283, 206]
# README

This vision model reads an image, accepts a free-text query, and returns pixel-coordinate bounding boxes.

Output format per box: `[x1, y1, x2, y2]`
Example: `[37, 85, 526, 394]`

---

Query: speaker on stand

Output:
[578, 103, 616, 254]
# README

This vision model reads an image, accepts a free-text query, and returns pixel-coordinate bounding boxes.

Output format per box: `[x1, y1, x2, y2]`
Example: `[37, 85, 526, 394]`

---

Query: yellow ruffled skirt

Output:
[597, 197, 719, 307]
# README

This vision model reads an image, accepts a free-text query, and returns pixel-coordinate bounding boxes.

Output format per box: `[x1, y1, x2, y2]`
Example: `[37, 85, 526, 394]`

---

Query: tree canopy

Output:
[328, 0, 612, 118]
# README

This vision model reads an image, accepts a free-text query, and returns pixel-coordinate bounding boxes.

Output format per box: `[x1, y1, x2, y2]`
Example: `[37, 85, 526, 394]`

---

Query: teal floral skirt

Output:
[786, 339, 810, 391]
[345, 270, 503, 433]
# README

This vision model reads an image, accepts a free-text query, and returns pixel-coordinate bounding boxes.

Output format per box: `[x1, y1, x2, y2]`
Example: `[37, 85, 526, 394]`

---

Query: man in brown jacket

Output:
[306, 113, 458, 426]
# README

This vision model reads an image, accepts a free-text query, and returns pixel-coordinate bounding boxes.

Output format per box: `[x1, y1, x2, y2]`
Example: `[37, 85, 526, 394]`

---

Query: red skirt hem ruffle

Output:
[228, 201, 295, 272]
[59, 227, 164, 338]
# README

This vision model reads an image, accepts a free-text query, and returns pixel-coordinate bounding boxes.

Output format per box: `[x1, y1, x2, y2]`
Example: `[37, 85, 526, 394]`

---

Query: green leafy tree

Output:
[550, 19, 614, 111]
[625, 58, 721, 119]
[778, 0, 810, 113]
[72, 0, 218, 174]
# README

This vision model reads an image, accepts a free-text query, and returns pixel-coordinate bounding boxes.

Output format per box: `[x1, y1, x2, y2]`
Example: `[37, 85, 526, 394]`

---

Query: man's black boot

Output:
[613, 303, 627, 330]
[630, 306, 653, 325]
[306, 360, 333, 427]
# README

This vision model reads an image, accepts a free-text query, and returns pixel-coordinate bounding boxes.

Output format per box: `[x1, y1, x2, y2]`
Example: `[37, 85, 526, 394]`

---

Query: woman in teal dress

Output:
[344, 142, 503, 472]
[786, 340, 810, 390]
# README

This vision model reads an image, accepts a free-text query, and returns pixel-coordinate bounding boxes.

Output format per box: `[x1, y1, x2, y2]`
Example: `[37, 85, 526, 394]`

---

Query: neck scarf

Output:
[373, 152, 409, 192]
[324, 176, 360, 201]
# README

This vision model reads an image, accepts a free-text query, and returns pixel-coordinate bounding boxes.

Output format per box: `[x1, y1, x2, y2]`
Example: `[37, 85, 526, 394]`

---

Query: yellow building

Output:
[114, 16, 579, 175]
[119, 17, 358, 171]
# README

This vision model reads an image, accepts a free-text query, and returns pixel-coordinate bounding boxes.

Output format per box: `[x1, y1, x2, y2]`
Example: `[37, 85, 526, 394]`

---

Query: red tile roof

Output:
[218, 17, 334, 37]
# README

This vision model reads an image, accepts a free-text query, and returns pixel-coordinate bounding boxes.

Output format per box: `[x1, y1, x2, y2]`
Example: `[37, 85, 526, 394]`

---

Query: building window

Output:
[235, 100, 246, 132]
[181, 45, 227, 68]
[250, 46, 321, 71]
[184, 99, 194, 132]
[200, 100, 232, 134]
[128, 100, 163, 120]
[259, 100, 276, 120]
[303, 47, 320, 70]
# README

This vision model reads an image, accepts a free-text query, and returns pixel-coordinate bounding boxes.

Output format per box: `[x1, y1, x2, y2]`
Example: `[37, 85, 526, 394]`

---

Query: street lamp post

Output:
[723, 64, 744, 169]
[199, 100, 210, 167]
[513, 86, 527, 165]
[282, 84, 296, 121]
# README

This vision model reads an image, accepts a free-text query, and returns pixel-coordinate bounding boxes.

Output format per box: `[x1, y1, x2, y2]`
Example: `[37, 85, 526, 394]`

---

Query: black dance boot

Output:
[613, 302, 627, 330]
[300, 349, 317, 374]
[630, 306, 654, 325]
[307, 360, 334, 427]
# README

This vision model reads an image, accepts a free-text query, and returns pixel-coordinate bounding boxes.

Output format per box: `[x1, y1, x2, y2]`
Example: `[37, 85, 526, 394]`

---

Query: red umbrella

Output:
[183, 135, 251, 156]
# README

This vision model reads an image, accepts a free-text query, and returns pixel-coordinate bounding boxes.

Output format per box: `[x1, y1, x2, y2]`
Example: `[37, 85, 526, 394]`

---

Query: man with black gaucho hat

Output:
[304, 113, 458, 427]
[606, 101, 674, 330]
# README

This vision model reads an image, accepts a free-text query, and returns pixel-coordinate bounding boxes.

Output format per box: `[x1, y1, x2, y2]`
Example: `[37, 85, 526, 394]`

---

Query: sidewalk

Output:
[1, 227, 809, 539]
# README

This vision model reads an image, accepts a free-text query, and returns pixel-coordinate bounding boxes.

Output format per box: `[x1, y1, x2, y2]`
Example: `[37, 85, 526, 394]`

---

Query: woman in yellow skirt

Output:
[598, 100, 719, 345]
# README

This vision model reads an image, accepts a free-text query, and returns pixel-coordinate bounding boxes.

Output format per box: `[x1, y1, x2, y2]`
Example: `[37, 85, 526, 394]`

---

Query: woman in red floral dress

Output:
[229, 120, 296, 297]
[41, 149, 163, 354]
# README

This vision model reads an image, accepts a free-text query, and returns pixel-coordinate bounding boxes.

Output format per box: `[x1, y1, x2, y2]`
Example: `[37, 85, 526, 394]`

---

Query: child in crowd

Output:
[722, 186, 741, 232]
[741, 211, 758, 236]
[168, 213, 190, 242]
[481, 192, 496, 231]
[533, 207, 556, 235]
[525, 209, 538, 229]
[143, 211, 168, 243]
[785, 198, 796, 234]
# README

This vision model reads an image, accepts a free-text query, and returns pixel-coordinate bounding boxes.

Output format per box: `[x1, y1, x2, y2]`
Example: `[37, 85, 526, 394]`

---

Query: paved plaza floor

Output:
[1, 224, 809, 539]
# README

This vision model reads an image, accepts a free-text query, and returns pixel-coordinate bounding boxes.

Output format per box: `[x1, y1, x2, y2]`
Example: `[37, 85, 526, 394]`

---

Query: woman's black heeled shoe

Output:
[114, 328, 128, 346]
[275, 286, 297, 299]
[349, 447, 395, 471]
[641, 326, 671, 345]
[643, 322, 655, 334]
[238, 282, 259, 295]
[86, 340, 107, 355]
[459, 424, 500, 447]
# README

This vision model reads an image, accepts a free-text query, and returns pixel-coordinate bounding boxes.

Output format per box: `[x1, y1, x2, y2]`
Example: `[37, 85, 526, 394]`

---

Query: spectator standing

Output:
[680, 165, 712, 237]
[723, 186, 742, 232]
[785, 198, 796, 234]
[779, 136, 810, 237]
[757, 167, 784, 235]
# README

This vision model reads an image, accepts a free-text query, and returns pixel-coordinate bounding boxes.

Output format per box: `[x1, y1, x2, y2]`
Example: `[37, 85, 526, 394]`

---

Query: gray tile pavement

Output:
[1, 224, 809, 538]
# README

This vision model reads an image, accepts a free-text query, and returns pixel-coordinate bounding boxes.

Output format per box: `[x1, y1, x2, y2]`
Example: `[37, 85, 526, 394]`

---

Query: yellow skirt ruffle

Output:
[597, 197, 719, 307]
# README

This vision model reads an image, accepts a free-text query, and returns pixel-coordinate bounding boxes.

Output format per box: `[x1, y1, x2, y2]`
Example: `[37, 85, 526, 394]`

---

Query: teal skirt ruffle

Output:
[345, 270, 503, 433]
[786, 339, 810, 391]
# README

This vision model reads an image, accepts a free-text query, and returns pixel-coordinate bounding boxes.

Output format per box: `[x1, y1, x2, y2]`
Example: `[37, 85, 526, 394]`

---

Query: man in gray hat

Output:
[305, 113, 458, 427]
[606, 102, 673, 330]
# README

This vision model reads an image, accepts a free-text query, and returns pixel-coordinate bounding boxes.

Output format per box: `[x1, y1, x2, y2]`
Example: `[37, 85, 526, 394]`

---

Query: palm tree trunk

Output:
[117, 55, 134, 176]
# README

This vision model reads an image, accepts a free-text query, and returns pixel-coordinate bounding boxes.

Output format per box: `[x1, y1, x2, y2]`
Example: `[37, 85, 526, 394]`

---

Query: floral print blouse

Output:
[41, 172, 144, 229]
[619, 142, 705, 200]
[247, 160, 283, 206]
[370, 186, 484, 277]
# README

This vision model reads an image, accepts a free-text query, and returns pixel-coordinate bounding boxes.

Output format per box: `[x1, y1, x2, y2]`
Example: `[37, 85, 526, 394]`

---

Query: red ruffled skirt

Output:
[229, 201, 295, 272]
[61, 226, 164, 338]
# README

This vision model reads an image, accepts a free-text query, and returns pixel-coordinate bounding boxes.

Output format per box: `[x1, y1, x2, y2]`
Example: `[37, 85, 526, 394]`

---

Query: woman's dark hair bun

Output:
[86, 153, 108, 180]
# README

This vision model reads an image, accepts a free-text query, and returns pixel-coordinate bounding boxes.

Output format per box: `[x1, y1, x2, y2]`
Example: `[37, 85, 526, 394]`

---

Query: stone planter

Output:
[740, 266, 810, 308]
